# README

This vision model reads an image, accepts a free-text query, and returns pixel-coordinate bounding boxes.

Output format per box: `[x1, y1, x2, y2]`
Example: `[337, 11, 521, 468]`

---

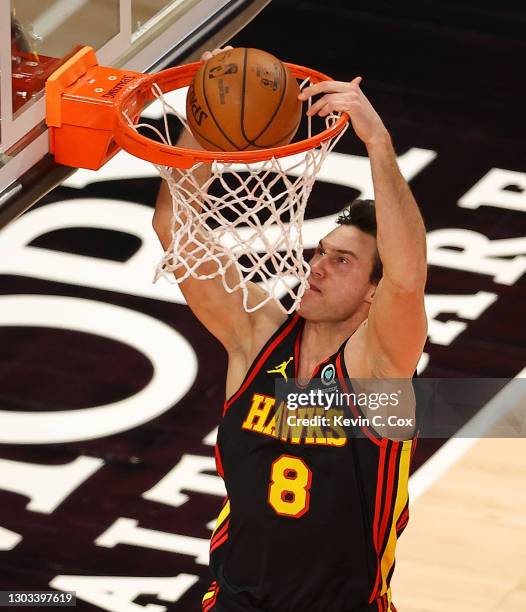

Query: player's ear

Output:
[364, 284, 376, 304]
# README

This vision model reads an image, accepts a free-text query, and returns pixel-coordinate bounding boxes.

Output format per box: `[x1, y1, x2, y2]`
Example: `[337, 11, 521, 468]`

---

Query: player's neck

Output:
[299, 313, 364, 371]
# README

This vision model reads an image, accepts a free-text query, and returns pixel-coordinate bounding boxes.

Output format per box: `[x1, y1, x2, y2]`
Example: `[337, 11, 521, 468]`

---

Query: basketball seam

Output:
[239, 48, 249, 147]
[189, 113, 297, 152]
[241, 53, 290, 146]
[249, 119, 301, 149]
[186, 84, 227, 151]
[202, 55, 242, 151]
[239, 121, 299, 151]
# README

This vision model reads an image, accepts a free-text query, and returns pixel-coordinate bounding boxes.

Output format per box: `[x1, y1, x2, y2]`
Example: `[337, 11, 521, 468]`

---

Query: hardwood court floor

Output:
[393, 435, 526, 611]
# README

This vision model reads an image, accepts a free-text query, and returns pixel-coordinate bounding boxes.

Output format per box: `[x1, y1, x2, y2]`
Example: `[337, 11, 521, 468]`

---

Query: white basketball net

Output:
[128, 82, 347, 313]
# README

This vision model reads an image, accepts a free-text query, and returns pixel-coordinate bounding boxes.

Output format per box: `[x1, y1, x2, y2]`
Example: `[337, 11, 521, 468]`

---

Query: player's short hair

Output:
[336, 198, 383, 284]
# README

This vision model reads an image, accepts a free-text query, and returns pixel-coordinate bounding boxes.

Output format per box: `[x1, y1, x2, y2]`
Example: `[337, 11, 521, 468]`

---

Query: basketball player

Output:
[153, 48, 427, 612]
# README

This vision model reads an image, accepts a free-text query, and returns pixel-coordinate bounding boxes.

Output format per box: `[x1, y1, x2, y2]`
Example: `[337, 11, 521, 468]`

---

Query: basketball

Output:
[186, 47, 302, 152]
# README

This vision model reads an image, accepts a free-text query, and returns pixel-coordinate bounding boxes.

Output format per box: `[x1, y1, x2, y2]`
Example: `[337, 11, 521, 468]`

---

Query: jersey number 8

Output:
[268, 454, 312, 518]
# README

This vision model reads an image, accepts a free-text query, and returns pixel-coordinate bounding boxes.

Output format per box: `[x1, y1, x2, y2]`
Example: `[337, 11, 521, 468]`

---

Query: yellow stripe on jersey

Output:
[386, 587, 392, 610]
[211, 498, 230, 537]
[202, 590, 215, 603]
[380, 439, 412, 595]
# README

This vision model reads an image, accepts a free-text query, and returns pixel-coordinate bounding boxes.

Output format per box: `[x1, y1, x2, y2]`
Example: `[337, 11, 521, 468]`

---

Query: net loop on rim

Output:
[120, 64, 349, 313]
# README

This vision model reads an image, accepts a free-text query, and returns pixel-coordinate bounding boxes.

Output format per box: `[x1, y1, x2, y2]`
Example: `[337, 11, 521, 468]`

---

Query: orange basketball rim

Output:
[45, 46, 349, 170]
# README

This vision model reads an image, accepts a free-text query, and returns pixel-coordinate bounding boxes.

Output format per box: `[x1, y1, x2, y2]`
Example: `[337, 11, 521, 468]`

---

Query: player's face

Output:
[298, 225, 378, 322]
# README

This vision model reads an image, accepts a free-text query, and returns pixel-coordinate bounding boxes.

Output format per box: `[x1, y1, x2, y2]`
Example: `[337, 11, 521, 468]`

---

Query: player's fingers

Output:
[299, 81, 335, 99]
[201, 46, 233, 61]
[299, 80, 349, 100]
[350, 76, 363, 88]
[211, 46, 233, 56]
[318, 96, 349, 116]
[318, 103, 333, 117]
[305, 94, 331, 116]
[310, 94, 352, 117]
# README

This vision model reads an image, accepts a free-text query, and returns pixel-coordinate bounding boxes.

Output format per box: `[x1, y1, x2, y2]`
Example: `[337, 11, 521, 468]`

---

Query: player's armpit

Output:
[364, 276, 427, 378]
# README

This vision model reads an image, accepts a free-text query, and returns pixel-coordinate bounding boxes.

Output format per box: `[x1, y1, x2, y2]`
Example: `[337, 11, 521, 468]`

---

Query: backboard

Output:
[0, 0, 270, 227]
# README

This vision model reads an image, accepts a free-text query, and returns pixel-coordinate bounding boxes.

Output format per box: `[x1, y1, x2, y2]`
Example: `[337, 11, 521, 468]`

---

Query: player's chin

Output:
[297, 293, 322, 317]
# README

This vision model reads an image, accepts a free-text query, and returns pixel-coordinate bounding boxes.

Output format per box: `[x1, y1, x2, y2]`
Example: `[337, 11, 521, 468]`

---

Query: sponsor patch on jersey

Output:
[321, 364, 336, 386]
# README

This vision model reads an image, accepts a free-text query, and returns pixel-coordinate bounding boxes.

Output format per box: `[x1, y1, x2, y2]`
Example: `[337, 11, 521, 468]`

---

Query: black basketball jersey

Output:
[203, 313, 415, 612]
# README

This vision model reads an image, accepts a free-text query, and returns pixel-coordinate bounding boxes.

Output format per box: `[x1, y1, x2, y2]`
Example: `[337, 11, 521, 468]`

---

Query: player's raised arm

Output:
[152, 50, 284, 360]
[153, 128, 284, 357]
[299, 77, 427, 377]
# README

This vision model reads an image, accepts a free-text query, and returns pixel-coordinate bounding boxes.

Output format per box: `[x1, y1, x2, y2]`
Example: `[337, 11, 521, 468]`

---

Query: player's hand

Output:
[201, 46, 233, 62]
[298, 77, 390, 147]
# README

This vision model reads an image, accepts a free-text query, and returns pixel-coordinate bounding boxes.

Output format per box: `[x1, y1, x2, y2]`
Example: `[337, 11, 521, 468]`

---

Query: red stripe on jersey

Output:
[377, 592, 391, 611]
[210, 529, 229, 554]
[214, 444, 224, 478]
[373, 441, 388, 550]
[396, 517, 409, 535]
[370, 560, 381, 601]
[410, 436, 418, 461]
[396, 506, 409, 530]
[202, 583, 219, 612]
[377, 443, 400, 553]
[222, 314, 300, 415]
[210, 519, 229, 548]
[294, 325, 301, 375]
[369, 441, 387, 603]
